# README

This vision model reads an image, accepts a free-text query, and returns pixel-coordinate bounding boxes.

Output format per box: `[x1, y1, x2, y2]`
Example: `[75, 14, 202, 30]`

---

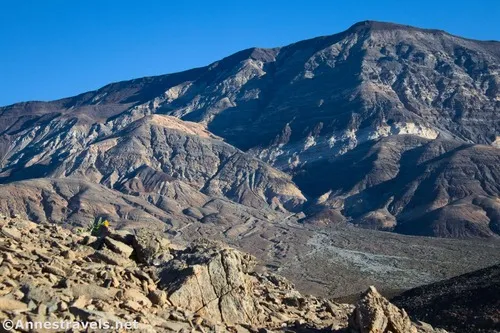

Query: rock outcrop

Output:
[348, 286, 447, 333]
[157, 240, 260, 325]
[0, 215, 450, 332]
[349, 286, 417, 333]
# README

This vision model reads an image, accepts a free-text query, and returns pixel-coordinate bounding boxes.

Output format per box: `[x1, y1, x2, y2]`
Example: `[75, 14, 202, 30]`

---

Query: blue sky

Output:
[1, 0, 499, 106]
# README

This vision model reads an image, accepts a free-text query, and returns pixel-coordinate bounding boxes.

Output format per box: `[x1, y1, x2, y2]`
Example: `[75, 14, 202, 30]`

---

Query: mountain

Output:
[0, 111, 305, 220]
[392, 263, 500, 333]
[1, 21, 498, 239]
[295, 135, 500, 238]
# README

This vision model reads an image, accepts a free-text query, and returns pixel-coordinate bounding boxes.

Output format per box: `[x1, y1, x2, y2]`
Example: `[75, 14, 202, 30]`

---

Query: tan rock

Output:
[21, 283, 61, 305]
[123, 288, 152, 307]
[349, 286, 418, 333]
[0, 297, 28, 311]
[0, 266, 10, 277]
[58, 301, 68, 311]
[42, 265, 67, 277]
[162, 241, 259, 325]
[3, 253, 18, 265]
[71, 296, 89, 308]
[37, 303, 47, 316]
[104, 237, 134, 258]
[1, 227, 22, 241]
[71, 284, 119, 301]
[132, 229, 170, 265]
[16, 219, 38, 231]
[91, 248, 135, 267]
[123, 299, 142, 312]
[148, 289, 167, 306]
[61, 249, 76, 260]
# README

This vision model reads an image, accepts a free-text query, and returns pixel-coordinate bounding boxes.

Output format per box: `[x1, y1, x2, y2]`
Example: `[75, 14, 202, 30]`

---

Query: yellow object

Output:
[103, 220, 110, 227]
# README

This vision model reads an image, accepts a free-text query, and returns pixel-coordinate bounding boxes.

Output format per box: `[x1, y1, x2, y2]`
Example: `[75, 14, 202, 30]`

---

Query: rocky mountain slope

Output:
[0, 113, 304, 213]
[392, 263, 500, 333]
[0, 21, 499, 239]
[0, 214, 448, 332]
[295, 135, 500, 238]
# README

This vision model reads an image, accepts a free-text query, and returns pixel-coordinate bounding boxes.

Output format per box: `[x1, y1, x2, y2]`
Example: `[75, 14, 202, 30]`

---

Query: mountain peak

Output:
[347, 20, 447, 35]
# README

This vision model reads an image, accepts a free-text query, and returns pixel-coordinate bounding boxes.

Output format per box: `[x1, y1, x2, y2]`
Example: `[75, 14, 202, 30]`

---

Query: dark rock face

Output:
[0, 21, 499, 239]
[392, 264, 500, 333]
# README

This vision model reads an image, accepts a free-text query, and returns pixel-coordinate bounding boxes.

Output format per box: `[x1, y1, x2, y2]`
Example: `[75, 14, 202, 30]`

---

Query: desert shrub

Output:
[87, 217, 110, 236]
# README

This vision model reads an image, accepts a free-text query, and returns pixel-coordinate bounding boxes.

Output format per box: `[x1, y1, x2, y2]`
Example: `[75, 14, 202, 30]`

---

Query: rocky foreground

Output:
[0, 215, 447, 332]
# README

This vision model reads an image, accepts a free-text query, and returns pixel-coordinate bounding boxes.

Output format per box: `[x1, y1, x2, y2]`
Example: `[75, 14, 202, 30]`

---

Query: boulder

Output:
[132, 229, 171, 265]
[42, 265, 67, 277]
[104, 237, 134, 258]
[21, 283, 60, 306]
[0, 297, 28, 311]
[148, 290, 167, 306]
[91, 248, 135, 267]
[123, 288, 152, 307]
[349, 286, 423, 333]
[108, 229, 135, 245]
[158, 240, 260, 325]
[1, 227, 22, 241]
[71, 284, 119, 301]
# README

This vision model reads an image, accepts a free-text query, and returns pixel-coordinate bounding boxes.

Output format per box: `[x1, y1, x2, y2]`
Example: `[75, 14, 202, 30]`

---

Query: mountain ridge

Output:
[0, 20, 499, 240]
[3, 20, 498, 108]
